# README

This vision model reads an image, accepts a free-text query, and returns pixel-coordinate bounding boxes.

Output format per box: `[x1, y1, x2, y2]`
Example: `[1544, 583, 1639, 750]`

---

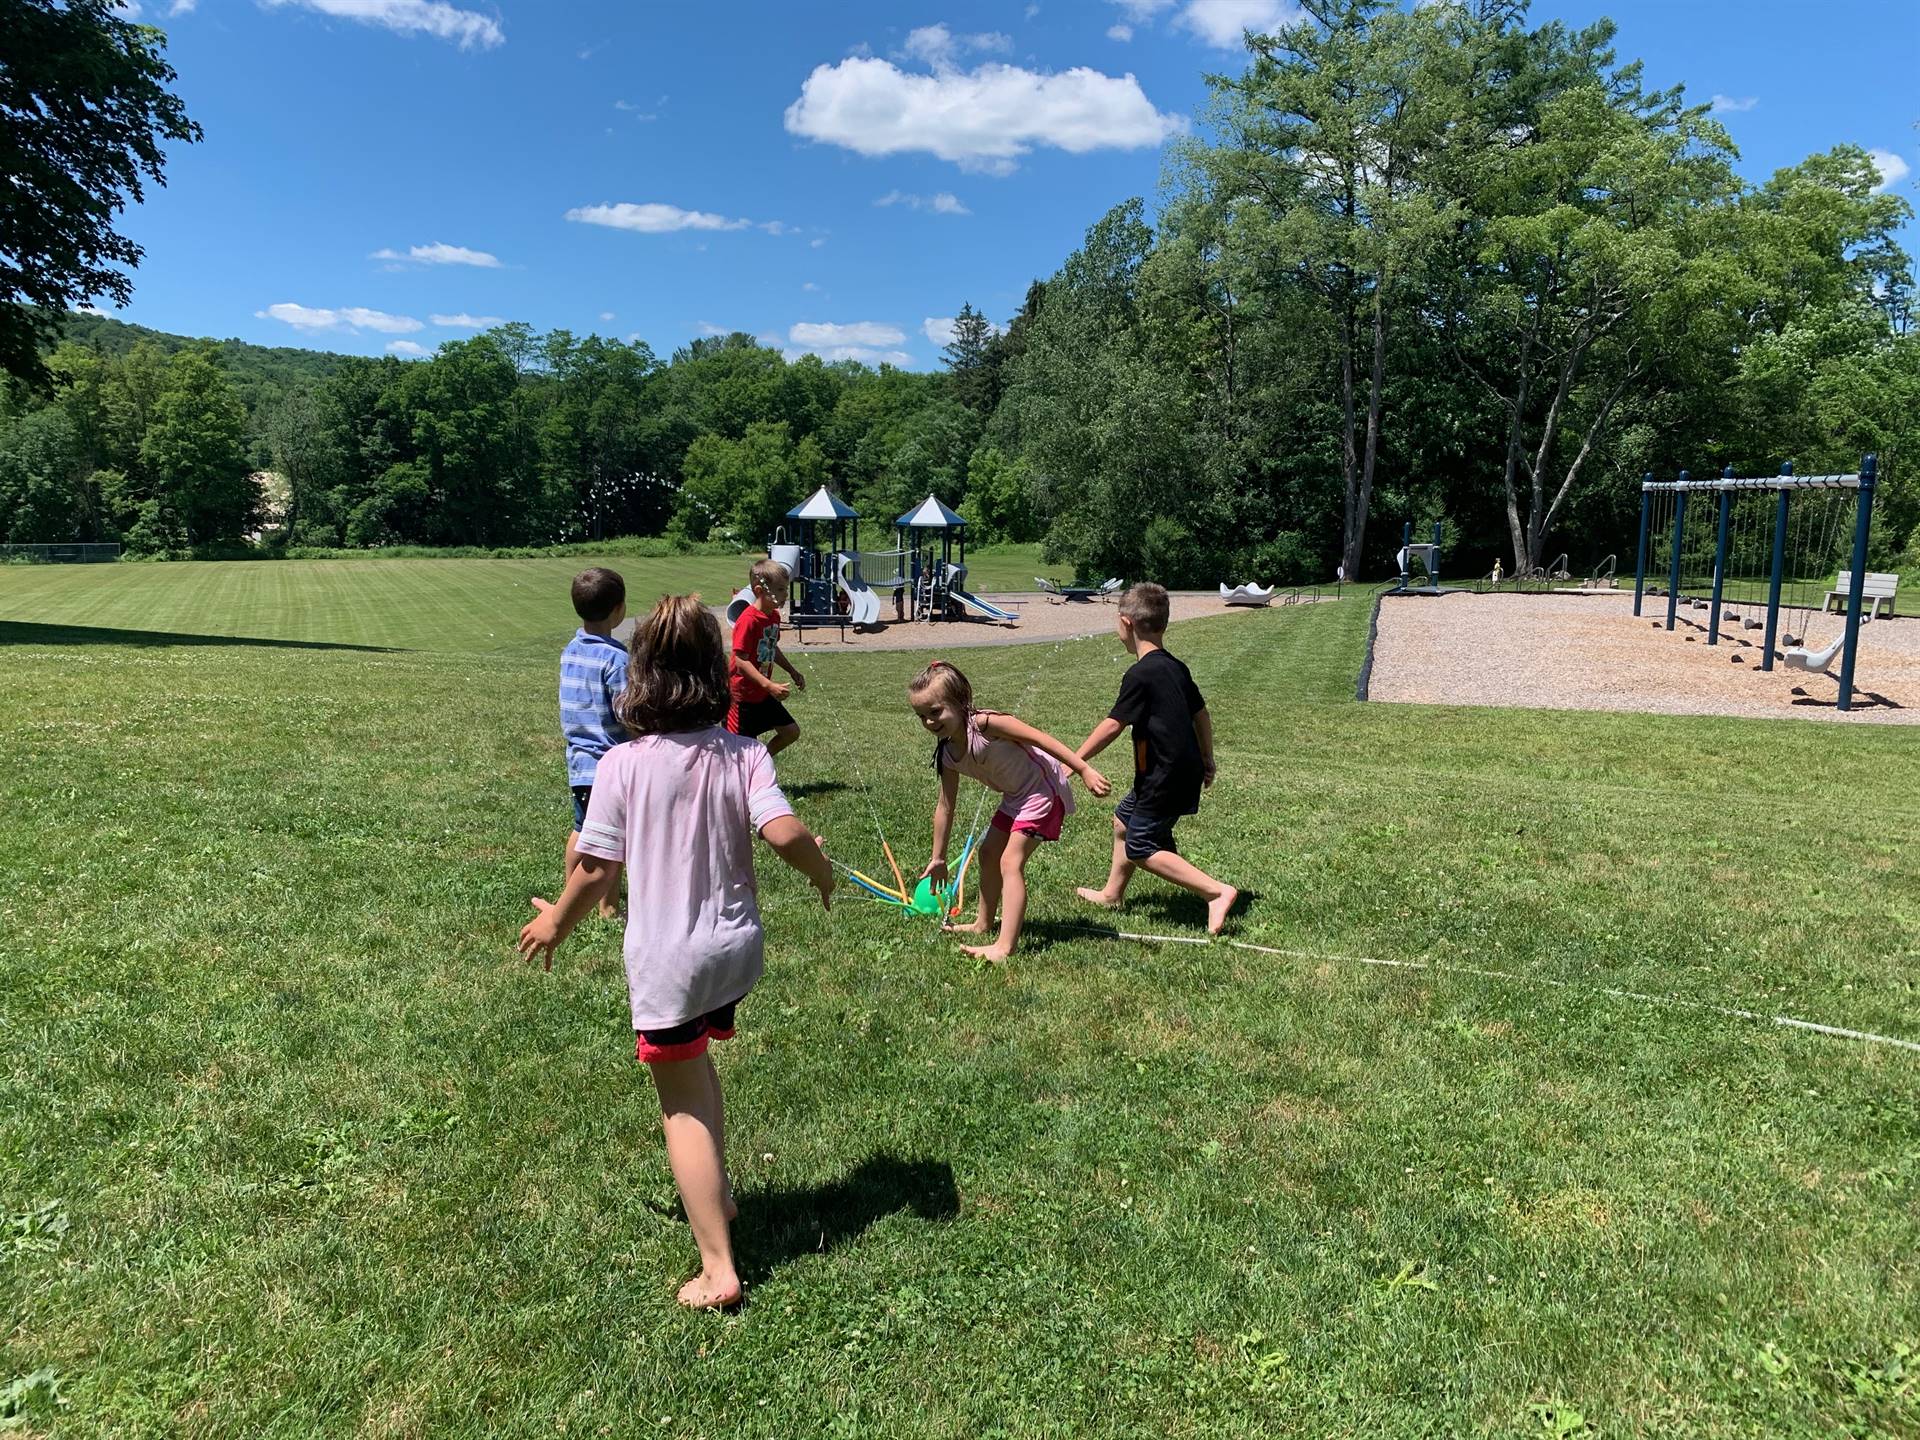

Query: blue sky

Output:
[101, 0, 1918, 370]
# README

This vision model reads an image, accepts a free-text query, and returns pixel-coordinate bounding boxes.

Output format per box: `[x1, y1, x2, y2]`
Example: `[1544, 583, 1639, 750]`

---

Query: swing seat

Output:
[1782, 635, 1844, 673]
[1743, 618, 1763, 630]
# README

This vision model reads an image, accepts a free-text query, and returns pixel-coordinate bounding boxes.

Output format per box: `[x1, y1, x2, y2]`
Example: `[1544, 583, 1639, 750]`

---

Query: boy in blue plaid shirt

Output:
[559, 567, 629, 918]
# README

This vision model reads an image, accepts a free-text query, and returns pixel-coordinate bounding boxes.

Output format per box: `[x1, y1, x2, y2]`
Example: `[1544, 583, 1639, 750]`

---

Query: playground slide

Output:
[835, 553, 882, 626]
[948, 587, 1019, 623]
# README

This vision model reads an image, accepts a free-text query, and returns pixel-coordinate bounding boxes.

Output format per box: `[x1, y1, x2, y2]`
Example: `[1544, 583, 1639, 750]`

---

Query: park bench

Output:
[1822, 571, 1899, 621]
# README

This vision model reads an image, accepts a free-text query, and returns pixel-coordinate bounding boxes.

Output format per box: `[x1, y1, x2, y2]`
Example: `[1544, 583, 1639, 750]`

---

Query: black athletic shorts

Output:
[727, 696, 796, 738]
[1114, 790, 1182, 862]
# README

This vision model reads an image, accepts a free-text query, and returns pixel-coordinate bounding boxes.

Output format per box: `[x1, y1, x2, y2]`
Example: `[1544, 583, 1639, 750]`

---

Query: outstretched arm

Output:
[774, 647, 806, 689]
[981, 713, 1111, 797]
[1078, 716, 1124, 762]
[760, 814, 833, 908]
[519, 854, 617, 971]
[923, 765, 960, 880]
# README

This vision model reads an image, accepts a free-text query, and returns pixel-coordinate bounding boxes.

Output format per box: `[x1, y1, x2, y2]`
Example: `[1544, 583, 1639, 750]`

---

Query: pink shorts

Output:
[991, 791, 1067, 841]
[635, 1000, 738, 1064]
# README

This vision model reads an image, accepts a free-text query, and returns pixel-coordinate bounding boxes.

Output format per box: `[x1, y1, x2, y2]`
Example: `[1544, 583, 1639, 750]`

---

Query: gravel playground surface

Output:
[665, 589, 1292, 652]
[1367, 589, 1920, 725]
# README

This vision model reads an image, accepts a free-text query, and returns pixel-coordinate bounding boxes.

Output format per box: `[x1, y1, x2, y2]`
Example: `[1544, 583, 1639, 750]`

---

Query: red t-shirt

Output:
[729, 604, 781, 702]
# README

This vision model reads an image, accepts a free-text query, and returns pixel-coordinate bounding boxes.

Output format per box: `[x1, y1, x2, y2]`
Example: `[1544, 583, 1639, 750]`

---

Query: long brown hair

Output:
[615, 594, 730, 736]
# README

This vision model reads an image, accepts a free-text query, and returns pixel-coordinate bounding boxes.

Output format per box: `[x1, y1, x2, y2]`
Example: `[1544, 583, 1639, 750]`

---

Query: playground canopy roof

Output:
[896, 494, 967, 529]
[788, 486, 860, 521]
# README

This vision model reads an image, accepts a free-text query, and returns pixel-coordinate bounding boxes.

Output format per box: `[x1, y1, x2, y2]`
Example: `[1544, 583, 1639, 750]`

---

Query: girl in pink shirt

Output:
[908, 660, 1110, 963]
[520, 595, 833, 1310]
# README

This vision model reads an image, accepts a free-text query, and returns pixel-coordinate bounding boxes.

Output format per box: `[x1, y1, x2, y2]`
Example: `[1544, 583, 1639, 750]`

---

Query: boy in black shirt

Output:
[1074, 582, 1238, 933]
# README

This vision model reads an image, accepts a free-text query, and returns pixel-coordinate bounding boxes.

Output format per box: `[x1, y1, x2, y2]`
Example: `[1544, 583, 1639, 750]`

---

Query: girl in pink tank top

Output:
[907, 660, 1111, 963]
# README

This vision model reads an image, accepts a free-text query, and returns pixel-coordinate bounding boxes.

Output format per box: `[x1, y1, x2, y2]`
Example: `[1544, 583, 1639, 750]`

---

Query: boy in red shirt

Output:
[727, 558, 806, 756]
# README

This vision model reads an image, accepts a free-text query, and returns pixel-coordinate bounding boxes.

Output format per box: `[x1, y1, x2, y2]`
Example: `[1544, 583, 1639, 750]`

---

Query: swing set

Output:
[1633, 455, 1879, 710]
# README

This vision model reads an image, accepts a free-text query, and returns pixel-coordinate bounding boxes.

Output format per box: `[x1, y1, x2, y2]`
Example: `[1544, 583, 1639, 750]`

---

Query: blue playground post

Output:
[1632, 477, 1652, 616]
[1430, 521, 1443, 591]
[1664, 472, 1688, 631]
[1707, 469, 1732, 646]
[1398, 521, 1412, 590]
[1761, 463, 1792, 673]
[1836, 454, 1877, 713]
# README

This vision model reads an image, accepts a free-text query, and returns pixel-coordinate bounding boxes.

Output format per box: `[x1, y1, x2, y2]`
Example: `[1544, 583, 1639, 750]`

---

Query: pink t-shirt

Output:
[574, 727, 794, 1030]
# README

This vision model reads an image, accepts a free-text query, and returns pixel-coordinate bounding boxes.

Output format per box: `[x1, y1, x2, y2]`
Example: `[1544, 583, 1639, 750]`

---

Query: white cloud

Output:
[695, 321, 730, 336]
[802, 282, 821, 292]
[811, 237, 826, 248]
[874, 189, 971, 215]
[171, 0, 198, 14]
[792, 320, 905, 348]
[111, 0, 141, 15]
[370, 240, 501, 268]
[566, 202, 752, 233]
[1109, 0, 1174, 17]
[613, 100, 658, 119]
[786, 343, 914, 366]
[257, 302, 423, 334]
[1107, 23, 1133, 41]
[73, 305, 112, 318]
[784, 55, 1184, 173]
[901, 23, 1012, 69]
[261, 0, 503, 50]
[922, 315, 1003, 346]
[429, 312, 503, 328]
[761, 220, 792, 236]
[1868, 148, 1911, 193]
[599, 310, 616, 321]
[1175, 0, 1297, 47]
[1709, 94, 1758, 114]
[386, 340, 430, 358]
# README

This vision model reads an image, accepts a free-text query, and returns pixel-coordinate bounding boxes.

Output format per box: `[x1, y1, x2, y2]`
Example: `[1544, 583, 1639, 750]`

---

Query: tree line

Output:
[3, 0, 1915, 582]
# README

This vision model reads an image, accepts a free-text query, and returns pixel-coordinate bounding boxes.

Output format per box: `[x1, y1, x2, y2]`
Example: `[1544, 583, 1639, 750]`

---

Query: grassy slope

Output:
[1, 564, 1916, 1438]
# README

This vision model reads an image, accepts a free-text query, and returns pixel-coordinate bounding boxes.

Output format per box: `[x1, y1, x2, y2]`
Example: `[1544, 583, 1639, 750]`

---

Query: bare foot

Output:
[1075, 886, 1121, 909]
[1207, 886, 1239, 936]
[959, 943, 1013, 964]
[676, 1270, 743, 1310]
[943, 919, 991, 936]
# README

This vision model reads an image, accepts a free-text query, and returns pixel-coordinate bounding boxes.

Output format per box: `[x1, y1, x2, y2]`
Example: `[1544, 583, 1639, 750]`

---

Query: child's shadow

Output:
[735, 1154, 959, 1286]
[782, 780, 852, 799]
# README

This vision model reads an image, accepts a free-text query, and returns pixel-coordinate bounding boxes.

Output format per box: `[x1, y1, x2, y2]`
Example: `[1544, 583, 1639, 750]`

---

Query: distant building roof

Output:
[787, 486, 860, 521]
[896, 494, 967, 529]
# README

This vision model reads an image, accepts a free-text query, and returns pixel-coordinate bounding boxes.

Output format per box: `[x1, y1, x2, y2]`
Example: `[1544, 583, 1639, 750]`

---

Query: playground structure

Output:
[726, 486, 878, 638]
[1219, 583, 1274, 607]
[727, 490, 1022, 635]
[1634, 456, 1879, 711]
[897, 494, 1018, 624]
[1038, 576, 1123, 603]
[1388, 522, 1451, 595]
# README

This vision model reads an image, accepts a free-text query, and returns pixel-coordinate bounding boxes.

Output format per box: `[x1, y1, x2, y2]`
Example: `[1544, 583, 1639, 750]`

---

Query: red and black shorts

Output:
[726, 697, 796, 738]
[635, 1000, 739, 1064]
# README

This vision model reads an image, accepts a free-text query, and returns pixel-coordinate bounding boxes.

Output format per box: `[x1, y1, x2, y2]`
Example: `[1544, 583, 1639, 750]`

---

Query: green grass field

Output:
[3, 559, 1916, 1437]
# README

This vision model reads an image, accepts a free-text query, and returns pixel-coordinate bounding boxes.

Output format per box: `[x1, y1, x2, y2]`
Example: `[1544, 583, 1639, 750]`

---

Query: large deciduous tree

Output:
[0, 0, 201, 387]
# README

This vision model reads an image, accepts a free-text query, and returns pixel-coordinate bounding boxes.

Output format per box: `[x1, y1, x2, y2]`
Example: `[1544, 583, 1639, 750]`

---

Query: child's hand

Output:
[768, 681, 792, 701]
[1080, 765, 1112, 798]
[921, 858, 949, 886]
[1202, 757, 1217, 787]
[791, 672, 807, 692]
[519, 897, 563, 972]
[815, 870, 834, 911]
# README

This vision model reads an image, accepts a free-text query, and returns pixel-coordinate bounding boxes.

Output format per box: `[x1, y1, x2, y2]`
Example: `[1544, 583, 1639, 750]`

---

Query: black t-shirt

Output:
[1110, 648, 1206, 816]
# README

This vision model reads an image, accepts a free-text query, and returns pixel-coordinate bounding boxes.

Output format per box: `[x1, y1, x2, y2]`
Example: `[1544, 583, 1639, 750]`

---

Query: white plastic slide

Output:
[948, 586, 1019, 622]
[726, 586, 756, 625]
[1219, 582, 1274, 607]
[835, 553, 882, 625]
